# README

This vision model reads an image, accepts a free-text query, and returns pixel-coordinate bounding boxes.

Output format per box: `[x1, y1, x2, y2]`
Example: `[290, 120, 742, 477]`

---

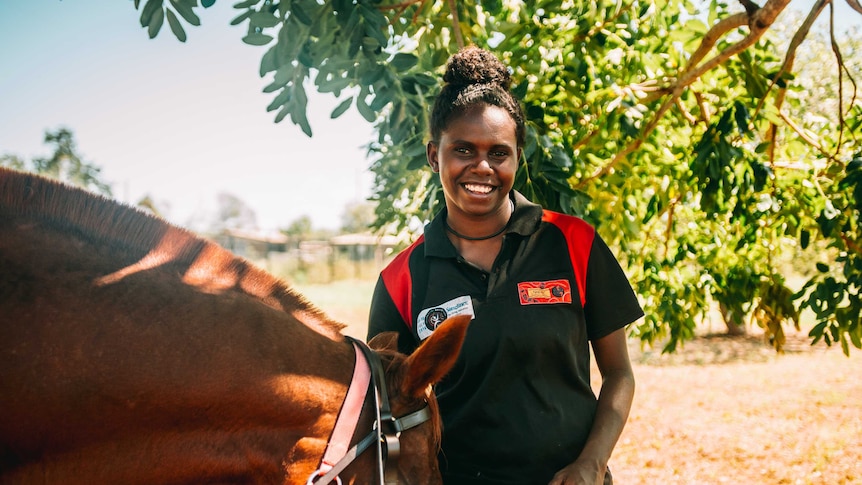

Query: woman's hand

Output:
[547, 459, 605, 485]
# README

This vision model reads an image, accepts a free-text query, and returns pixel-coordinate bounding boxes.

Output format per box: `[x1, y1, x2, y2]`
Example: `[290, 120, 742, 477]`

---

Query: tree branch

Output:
[758, 0, 828, 165]
[580, 0, 792, 186]
[777, 111, 844, 167]
[828, 1, 861, 152]
[664, 199, 676, 260]
[675, 97, 698, 125]
[841, 232, 862, 256]
[778, 112, 824, 153]
[447, 0, 465, 49]
[693, 91, 711, 124]
[845, 0, 862, 15]
[376, 0, 427, 27]
[677, 13, 749, 85]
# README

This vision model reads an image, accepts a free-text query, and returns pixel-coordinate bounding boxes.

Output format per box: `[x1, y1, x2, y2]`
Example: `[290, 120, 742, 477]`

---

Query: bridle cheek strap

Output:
[310, 339, 434, 485]
[315, 342, 371, 480]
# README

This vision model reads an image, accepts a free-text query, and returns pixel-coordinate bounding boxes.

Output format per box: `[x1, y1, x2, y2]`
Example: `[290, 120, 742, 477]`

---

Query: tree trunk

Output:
[720, 302, 748, 336]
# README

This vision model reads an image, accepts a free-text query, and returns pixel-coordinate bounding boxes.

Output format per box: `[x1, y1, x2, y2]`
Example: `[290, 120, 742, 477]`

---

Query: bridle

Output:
[308, 337, 433, 485]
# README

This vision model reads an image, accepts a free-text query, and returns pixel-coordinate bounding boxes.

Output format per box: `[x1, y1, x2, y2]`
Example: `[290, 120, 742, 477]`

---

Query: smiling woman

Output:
[367, 46, 644, 485]
[0, 1, 374, 232]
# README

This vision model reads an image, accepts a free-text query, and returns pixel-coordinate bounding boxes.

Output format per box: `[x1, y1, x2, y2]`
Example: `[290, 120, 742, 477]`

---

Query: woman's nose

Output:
[473, 158, 492, 172]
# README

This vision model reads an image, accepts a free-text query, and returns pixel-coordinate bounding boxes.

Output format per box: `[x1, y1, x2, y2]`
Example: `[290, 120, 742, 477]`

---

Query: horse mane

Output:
[0, 167, 346, 339]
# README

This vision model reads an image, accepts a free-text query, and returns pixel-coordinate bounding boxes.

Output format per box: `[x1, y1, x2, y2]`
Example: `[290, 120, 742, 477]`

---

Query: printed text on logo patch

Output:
[517, 279, 572, 305]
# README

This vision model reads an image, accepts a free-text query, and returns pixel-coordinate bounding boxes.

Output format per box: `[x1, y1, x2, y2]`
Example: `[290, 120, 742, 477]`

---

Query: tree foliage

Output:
[212, 191, 260, 231]
[133, 0, 862, 353]
[0, 128, 112, 196]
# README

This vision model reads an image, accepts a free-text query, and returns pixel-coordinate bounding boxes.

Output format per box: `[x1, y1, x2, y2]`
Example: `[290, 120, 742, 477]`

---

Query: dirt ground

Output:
[610, 331, 862, 485]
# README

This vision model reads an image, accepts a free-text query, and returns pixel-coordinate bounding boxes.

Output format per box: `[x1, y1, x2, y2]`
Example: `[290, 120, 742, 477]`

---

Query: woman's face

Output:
[427, 104, 520, 220]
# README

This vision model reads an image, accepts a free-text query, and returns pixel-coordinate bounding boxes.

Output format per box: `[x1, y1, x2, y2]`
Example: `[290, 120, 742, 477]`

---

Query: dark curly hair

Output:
[429, 46, 526, 147]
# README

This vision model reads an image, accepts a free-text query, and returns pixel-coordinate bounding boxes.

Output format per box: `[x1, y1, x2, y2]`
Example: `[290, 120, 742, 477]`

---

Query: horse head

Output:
[347, 314, 470, 485]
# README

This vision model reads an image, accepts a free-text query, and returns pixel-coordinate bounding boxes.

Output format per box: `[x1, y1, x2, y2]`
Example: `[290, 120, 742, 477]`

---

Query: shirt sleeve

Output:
[584, 233, 644, 340]
[367, 276, 419, 354]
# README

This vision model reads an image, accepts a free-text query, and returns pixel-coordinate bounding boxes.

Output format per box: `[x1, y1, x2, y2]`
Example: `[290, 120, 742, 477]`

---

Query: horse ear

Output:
[400, 314, 471, 398]
[368, 331, 399, 352]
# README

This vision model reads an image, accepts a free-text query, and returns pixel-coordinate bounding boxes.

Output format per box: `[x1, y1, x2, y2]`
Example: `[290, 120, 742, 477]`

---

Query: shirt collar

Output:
[423, 190, 544, 258]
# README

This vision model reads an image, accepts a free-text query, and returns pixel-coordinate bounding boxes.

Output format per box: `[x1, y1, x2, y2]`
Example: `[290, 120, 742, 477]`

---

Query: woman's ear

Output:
[427, 142, 439, 172]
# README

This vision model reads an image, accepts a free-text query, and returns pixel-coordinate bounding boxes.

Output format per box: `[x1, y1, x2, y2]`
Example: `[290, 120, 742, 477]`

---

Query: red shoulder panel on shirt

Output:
[380, 235, 424, 330]
[541, 211, 595, 308]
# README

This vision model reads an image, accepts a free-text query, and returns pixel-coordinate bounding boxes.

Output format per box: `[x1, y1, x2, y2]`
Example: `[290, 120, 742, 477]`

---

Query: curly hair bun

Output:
[443, 46, 511, 90]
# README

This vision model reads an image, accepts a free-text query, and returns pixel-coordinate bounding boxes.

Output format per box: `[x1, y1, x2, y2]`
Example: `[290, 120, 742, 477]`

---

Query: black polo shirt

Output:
[368, 191, 643, 484]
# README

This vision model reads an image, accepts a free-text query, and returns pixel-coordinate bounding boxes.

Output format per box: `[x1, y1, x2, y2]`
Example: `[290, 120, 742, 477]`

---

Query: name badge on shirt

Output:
[416, 295, 475, 341]
[518, 279, 573, 305]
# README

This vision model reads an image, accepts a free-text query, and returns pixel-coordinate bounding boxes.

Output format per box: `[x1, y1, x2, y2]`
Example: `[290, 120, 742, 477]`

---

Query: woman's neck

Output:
[444, 198, 514, 272]
[444, 198, 514, 241]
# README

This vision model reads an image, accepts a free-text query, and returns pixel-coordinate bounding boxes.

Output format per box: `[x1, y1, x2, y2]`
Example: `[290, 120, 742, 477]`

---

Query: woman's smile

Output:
[462, 182, 495, 195]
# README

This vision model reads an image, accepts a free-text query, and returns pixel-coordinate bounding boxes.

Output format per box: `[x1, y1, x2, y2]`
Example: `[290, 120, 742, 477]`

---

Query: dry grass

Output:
[612, 333, 862, 484]
[295, 280, 861, 484]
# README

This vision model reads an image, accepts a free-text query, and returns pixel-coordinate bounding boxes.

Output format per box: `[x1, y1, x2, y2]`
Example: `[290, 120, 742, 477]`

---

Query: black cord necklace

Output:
[445, 219, 509, 241]
[445, 200, 514, 241]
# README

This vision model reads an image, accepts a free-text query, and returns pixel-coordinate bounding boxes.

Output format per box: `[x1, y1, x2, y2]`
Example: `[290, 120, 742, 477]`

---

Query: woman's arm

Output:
[549, 327, 635, 485]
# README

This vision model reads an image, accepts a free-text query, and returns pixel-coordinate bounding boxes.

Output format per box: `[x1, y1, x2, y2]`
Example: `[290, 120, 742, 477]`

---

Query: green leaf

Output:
[250, 11, 280, 28]
[347, 26, 364, 57]
[359, 64, 384, 85]
[291, 2, 313, 26]
[481, 0, 503, 14]
[165, 9, 187, 42]
[260, 45, 278, 75]
[407, 153, 428, 170]
[361, 36, 381, 53]
[643, 194, 658, 223]
[356, 96, 376, 123]
[140, 0, 163, 27]
[733, 101, 750, 134]
[330, 97, 353, 118]
[369, 88, 392, 111]
[266, 88, 292, 112]
[526, 103, 544, 120]
[201, 0, 215, 7]
[800, 229, 810, 249]
[233, 0, 259, 8]
[148, 7, 165, 38]
[549, 146, 572, 169]
[242, 32, 273, 46]
[816, 262, 830, 273]
[230, 9, 253, 26]
[274, 105, 290, 123]
[169, 0, 201, 26]
[292, 109, 313, 136]
[390, 53, 418, 72]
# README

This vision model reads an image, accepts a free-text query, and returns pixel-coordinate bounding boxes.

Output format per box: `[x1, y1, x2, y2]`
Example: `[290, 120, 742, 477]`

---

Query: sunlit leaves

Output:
[137, 0, 210, 42]
[127, 0, 862, 353]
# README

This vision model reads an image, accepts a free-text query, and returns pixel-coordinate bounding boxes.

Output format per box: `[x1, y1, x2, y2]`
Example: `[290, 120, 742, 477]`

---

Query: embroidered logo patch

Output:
[518, 279, 572, 305]
[416, 295, 474, 340]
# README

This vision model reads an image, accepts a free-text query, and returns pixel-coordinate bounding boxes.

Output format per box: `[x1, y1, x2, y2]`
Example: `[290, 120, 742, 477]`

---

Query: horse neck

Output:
[0, 168, 347, 341]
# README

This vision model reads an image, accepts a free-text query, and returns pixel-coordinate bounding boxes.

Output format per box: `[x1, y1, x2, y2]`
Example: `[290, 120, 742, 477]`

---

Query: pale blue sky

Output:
[0, 0, 375, 231]
[1, 1, 858, 232]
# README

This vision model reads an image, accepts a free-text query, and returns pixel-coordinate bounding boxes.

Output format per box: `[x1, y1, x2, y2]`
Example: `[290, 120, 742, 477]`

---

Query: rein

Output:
[308, 337, 432, 485]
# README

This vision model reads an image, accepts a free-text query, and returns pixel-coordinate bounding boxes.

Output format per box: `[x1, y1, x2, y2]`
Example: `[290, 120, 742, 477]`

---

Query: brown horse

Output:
[0, 167, 468, 484]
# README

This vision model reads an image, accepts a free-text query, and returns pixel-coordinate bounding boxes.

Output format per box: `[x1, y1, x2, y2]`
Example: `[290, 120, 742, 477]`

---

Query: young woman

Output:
[367, 46, 643, 485]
